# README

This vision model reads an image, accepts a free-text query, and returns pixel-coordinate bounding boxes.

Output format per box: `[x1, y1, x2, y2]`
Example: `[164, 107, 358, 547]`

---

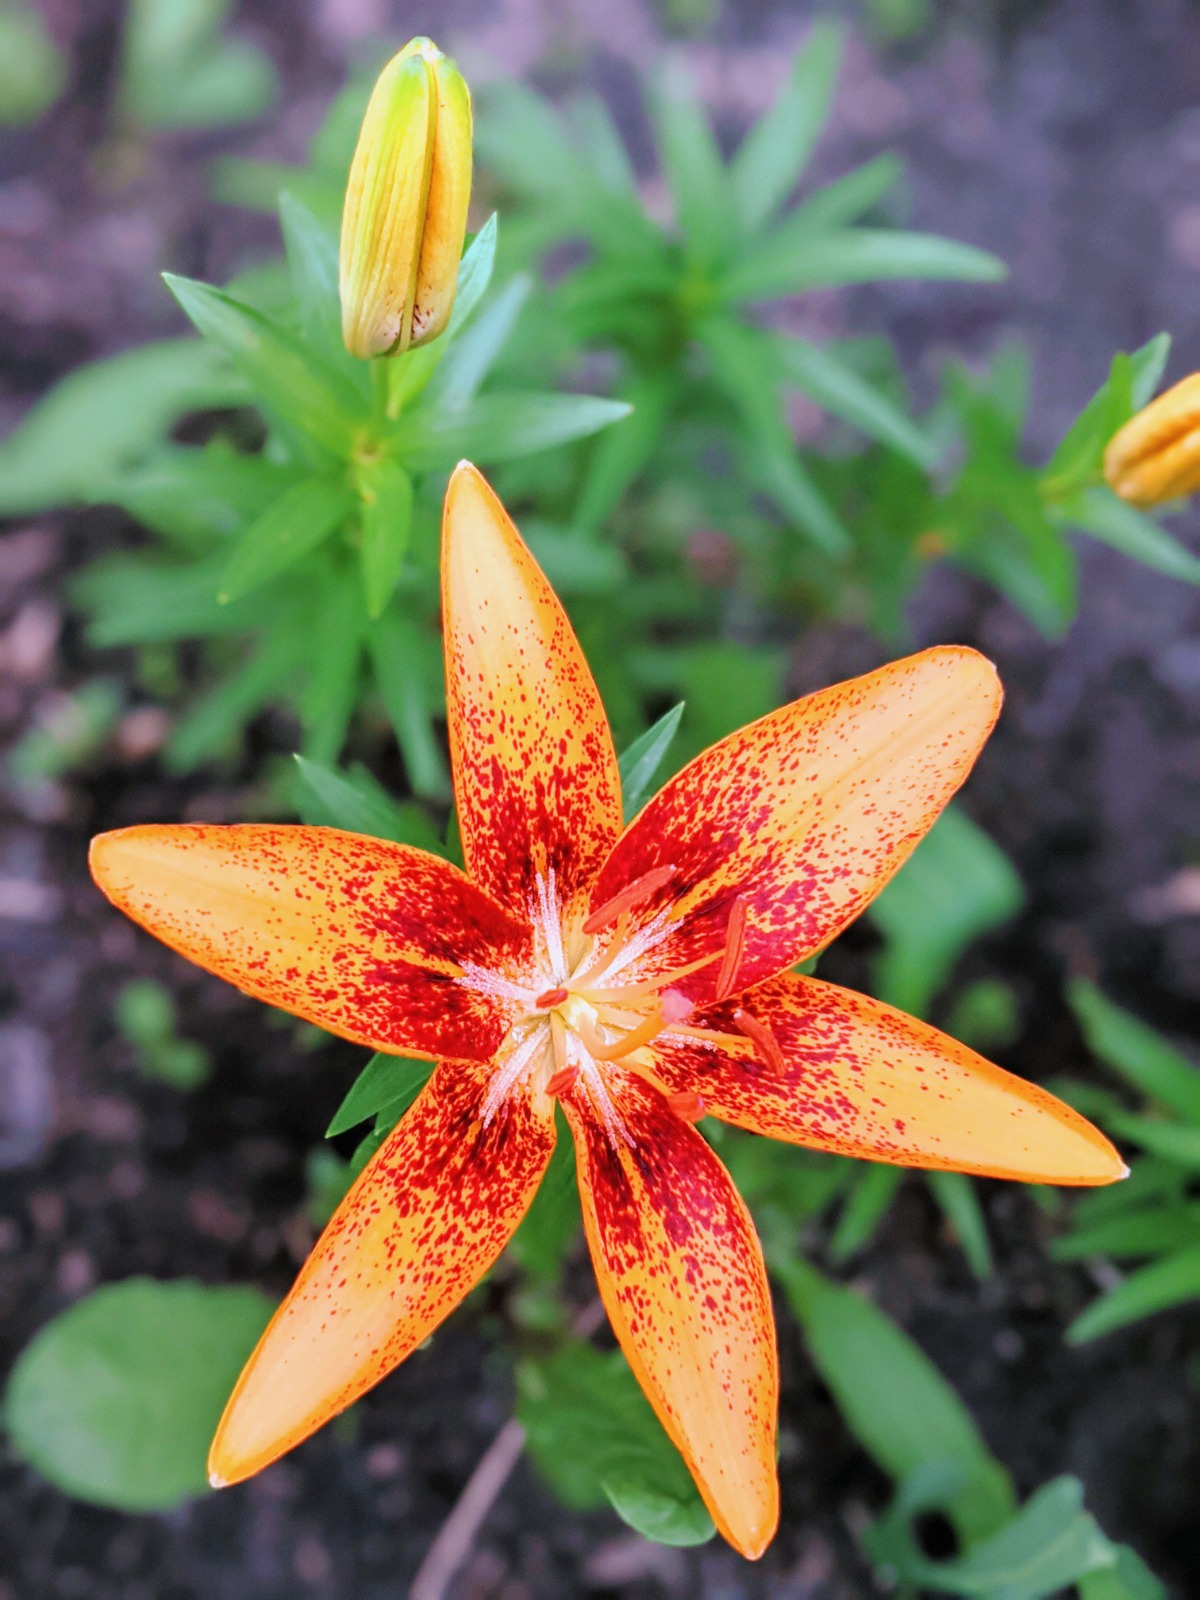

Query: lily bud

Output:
[339, 37, 472, 360]
[1104, 372, 1200, 507]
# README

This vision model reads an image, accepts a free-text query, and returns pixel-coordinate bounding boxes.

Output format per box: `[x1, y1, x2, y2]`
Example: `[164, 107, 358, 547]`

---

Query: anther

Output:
[582, 863, 677, 935]
[536, 986, 569, 1009]
[667, 1090, 705, 1122]
[546, 1065, 580, 1097]
[733, 1008, 787, 1075]
[715, 895, 748, 1001]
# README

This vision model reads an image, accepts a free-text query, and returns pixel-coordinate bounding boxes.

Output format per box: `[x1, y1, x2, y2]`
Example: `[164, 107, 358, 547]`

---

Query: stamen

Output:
[733, 1008, 788, 1075]
[582, 864, 676, 935]
[667, 1090, 705, 1122]
[536, 986, 569, 1009]
[546, 1065, 579, 1097]
[715, 895, 748, 1001]
[583, 949, 721, 1007]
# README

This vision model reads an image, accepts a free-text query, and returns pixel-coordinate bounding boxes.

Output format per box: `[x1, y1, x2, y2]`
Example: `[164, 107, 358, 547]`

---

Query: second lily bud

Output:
[339, 37, 473, 361]
[1105, 372, 1200, 507]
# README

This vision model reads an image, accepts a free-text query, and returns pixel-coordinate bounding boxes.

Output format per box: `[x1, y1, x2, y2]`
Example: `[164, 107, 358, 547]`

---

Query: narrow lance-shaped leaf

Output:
[356, 458, 414, 618]
[781, 336, 938, 469]
[279, 190, 355, 369]
[783, 152, 903, 235]
[426, 273, 532, 412]
[1064, 486, 1200, 586]
[218, 477, 353, 604]
[397, 393, 631, 471]
[326, 1052, 435, 1138]
[650, 62, 732, 271]
[1067, 1245, 1200, 1344]
[291, 754, 443, 853]
[618, 702, 685, 822]
[731, 21, 843, 234]
[726, 227, 1007, 303]
[164, 274, 365, 457]
[1067, 978, 1200, 1120]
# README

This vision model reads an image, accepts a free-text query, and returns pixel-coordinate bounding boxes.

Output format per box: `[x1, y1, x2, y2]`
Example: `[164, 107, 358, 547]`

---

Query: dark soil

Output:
[3, 1, 1200, 1597]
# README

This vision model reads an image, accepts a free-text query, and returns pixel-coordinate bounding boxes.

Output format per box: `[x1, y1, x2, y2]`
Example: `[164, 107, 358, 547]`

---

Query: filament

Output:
[582, 864, 677, 935]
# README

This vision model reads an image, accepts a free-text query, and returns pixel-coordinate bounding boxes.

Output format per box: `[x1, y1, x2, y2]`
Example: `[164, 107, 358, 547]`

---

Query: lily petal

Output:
[90, 825, 528, 1061]
[561, 1066, 779, 1558]
[590, 648, 1001, 1006]
[210, 1059, 554, 1484]
[648, 973, 1125, 1184]
[442, 462, 622, 917]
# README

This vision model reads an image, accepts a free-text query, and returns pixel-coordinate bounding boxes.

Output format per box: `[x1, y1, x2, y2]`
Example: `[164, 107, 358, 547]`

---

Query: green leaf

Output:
[618, 703, 686, 822]
[517, 1341, 715, 1546]
[427, 274, 532, 412]
[446, 214, 499, 334]
[165, 623, 302, 771]
[873, 1475, 1117, 1599]
[829, 1161, 904, 1261]
[1052, 1200, 1200, 1262]
[357, 458, 414, 618]
[573, 371, 675, 532]
[650, 63, 732, 271]
[164, 274, 365, 457]
[217, 476, 352, 603]
[507, 1126, 580, 1282]
[1040, 340, 1171, 497]
[107, 445, 301, 548]
[279, 190, 350, 367]
[398, 393, 631, 470]
[727, 227, 1006, 303]
[731, 22, 843, 234]
[1067, 979, 1200, 1121]
[0, 340, 242, 513]
[326, 1052, 434, 1137]
[785, 153, 903, 234]
[0, 0, 66, 125]
[1079, 1544, 1168, 1600]
[1065, 486, 1200, 586]
[4, 1278, 273, 1510]
[927, 1171, 993, 1279]
[781, 337, 938, 468]
[291, 754, 442, 851]
[1067, 1245, 1200, 1343]
[298, 571, 362, 765]
[777, 1259, 1015, 1542]
[120, 0, 277, 129]
[368, 612, 450, 801]
[72, 554, 249, 646]
[869, 806, 1024, 1018]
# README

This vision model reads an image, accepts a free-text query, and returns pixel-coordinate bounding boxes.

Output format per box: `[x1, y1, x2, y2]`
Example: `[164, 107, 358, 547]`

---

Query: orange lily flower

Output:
[90, 463, 1123, 1559]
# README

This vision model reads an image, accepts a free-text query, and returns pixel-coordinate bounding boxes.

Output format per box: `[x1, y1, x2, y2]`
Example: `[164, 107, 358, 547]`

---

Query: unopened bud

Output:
[1104, 373, 1200, 507]
[339, 37, 472, 360]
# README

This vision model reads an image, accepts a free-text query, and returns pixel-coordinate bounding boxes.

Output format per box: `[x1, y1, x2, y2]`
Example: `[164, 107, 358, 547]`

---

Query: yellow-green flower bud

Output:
[1104, 372, 1200, 507]
[339, 37, 473, 360]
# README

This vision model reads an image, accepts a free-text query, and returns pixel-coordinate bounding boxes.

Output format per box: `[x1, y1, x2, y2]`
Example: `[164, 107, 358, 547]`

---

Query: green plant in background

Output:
[0, 0, 67, 125]
[1053, 981, 1200, 1343]
[113, 977, 210, 1089]
[118, 0, 277, 131]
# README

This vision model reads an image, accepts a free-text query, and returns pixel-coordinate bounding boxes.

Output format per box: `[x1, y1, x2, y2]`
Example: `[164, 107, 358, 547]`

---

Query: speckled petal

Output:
[209, 1060, 555, 1484]
[589, 648, 1002, 1007]
[648, 973, 1125, 1184]
[89, 825, 529, 1060]
[441, 463, 623, 918]
[561, 1066, 779, 1558]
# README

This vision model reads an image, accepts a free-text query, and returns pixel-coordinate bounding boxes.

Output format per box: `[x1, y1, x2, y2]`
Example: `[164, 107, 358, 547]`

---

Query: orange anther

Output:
[546, 1066, 579, 1097]
[536, 986, 568, 1009]
[733, 1008, 787, 1075]
[582, 863, 677, 935]
[667, 1090, 705, 1122]
[715, 895, 748, 1001]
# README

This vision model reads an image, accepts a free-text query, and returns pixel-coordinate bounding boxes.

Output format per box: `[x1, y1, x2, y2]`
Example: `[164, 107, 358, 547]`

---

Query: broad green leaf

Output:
[517, 1341, 714, 1546]
[781, 337, 937, 468]
[217, 476, 352, 603]
[165, 623, 302, 771]
[785, 153, 903, 235]
[869, 806, 1024, 1019]
[731, 22, 843, 234]
[72, 554, 251, 646]
[573, 370, 675, 531]
[357, 458, 414, 618]
[291, 754, 442, 851]
[164, 274, 365, 456]
[107, 445, 300, 548]
[4, 1278, 273, 1510]
[0, 340, 242, 513]
[326, 1052, 434, 1138]
[1052, 1200, 1200, 1262]
[650, 63, 732, 271]
[279, 190, 351, 367]
[298, 571, 362, 765]
[120, 0, 276, 129]
[873, 1475, 1117, 1599]
[829, 1161, 904, 1261]
[928, 1170, 993, 1279]
[427, 274, 532, 412]
[1067, 1244, 1200, 1343]
[727, 226, 1006, 303]
[618, 702, 685, 822]
[1079, 1544, 1168, 1600]
[777, 1259, 1015, 1542]
[1067, 979, 1200, 1121]
[1066, 486, 1200, 586]
[398, 393, 631, 470]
